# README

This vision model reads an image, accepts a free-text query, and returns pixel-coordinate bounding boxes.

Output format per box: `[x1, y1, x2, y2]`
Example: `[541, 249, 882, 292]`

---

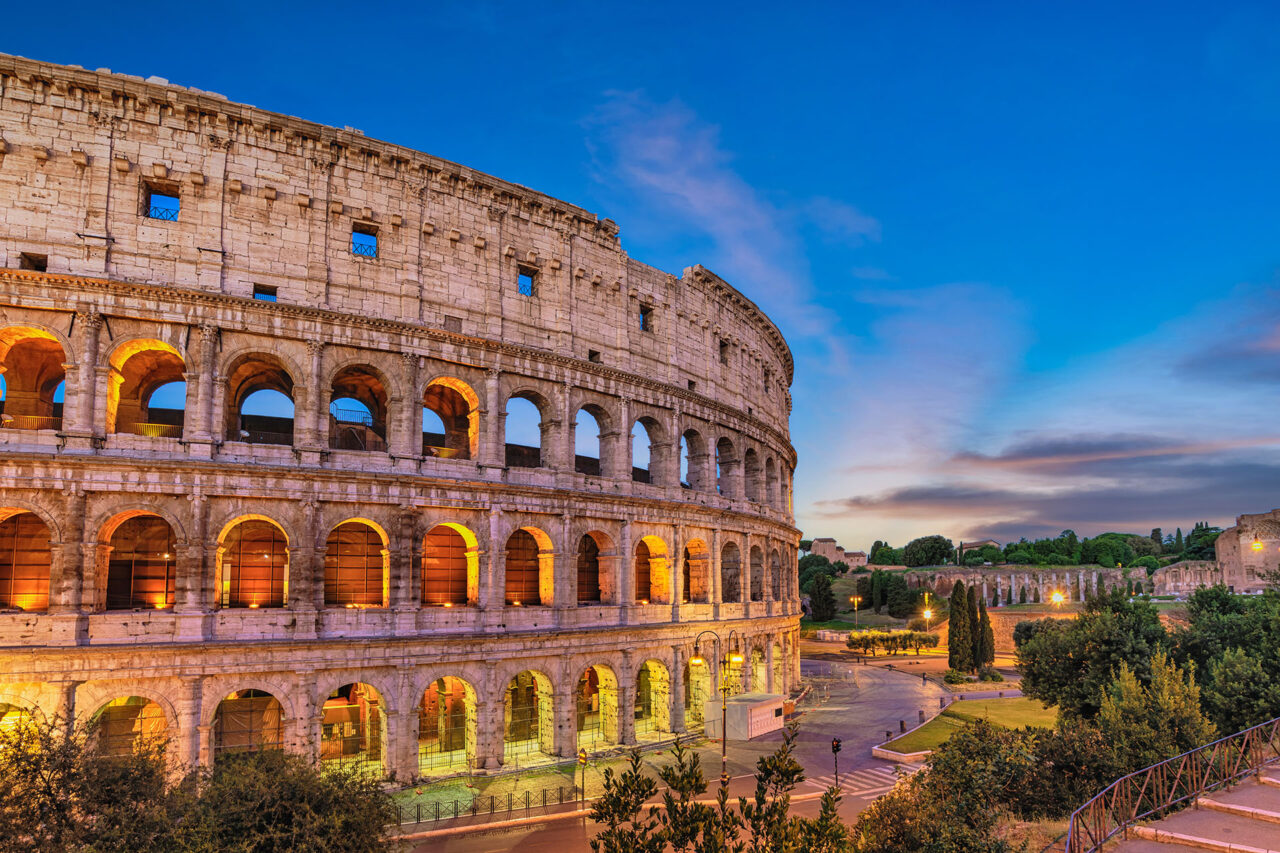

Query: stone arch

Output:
[102, 513, 178, 611]
[323, 518, 389, 608]
[634, 534, 670, 604]
[0, 325, 68, 430]
[222, 350, 297, 445]
[764, 456, 778, 508]
[750, 646, 767, 693]
[715, 437, 738, 497]
[680, 427, 709, 491]
[772, 640, 785, 694]
[721, 540, 742, 603]
[683, 657, 711, 729]
[631, 415, 665, 484]
[85, 693, 170, 756]
[575, 663, 619, 751]
[0, 509, 53, 612]
[749, 545, 764, 602]
[573, 403, 609, 476]
[769, 548, 782, 601]
[504, 388, 551, 469]
[505, 526, 554, 606]
[105, 338, 186, 436]
[215, 515, 290, 609]
[422, 375, 479, 459]
[635, 659, 671, 741]
[211, 688, 286, 760]
[683, 538, 711, 604]
[503, 669, 555, 765]
[417, 675, 478, 776]
[743, 448, 762, 502]
[320, 681, 388, 776]
[576, 530, 617, 604]
[328, 363, 391, 452]
[422, 522, 479, 606]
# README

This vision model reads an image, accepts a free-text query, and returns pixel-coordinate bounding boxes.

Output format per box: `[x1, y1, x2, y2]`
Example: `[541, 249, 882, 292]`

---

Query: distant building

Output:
[809, 538, 867, 568]
[960, 539, 1002, 553]
[1156, 508, 1279, 595]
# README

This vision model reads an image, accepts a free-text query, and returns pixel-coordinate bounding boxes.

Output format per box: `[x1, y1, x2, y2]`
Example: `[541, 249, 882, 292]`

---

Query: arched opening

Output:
[721, 648, 745, 697]
[504, 393, 545, 469]
[751, 647, 767, 693]
[684, 539, 710, 604]
[0, 510, 51, 611]
[105, 515, 176, 610]
[631, 419, 654, 483]
[212, 689, 284, 759]
[225, 354, 294, 445]
[772, 641, 785, 694]
[0, 327, 66, 431]
[680, 429, 706, 491]
[418, 676, 477, 776]
[750, 546, 764, 602]
[218, 518, 288, 608]
[633, 535, 670, 605]
[321, 682, 385, 776]
[422, 523, 478, 607]
[422, 377, 478, 459]
[721, 541, 742, 603]
[765, 457, 778, 508]
[684, 659, 710, 729]
[323, 521, 387, 608]
[577, 533, 602, 604]
[504, 670, 554, 765]
[715, 437, 737, 497]
[769, 549, 783, 601]
[329, 365, 388, 452]
[576, 665, 619, 752]
[635, 660, 671, 742]
[106, 340, 185, 437]
[91, 696, 166, 756]
[574, 407, 603, 476]
[0, 702, 34, 735]
[505, 527, 552, 606]
[743, 449, 761, 502]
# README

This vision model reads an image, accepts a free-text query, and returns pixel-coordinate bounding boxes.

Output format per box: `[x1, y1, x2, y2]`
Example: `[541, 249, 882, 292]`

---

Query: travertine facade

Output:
[1154, 509, 1280, 596]
[0, 55, 800, 781]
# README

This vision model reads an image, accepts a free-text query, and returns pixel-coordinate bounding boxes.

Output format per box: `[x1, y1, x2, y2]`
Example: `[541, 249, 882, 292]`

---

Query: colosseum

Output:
[0, 55, 801, 781]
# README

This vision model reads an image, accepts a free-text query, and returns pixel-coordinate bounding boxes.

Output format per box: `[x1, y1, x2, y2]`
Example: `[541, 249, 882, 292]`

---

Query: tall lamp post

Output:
[689, 627, 743, 790]
[849, 595, 862, 628]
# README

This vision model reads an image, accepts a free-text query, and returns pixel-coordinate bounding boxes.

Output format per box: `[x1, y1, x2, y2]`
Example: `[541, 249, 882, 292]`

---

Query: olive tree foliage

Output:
[590, 730, 852, 853]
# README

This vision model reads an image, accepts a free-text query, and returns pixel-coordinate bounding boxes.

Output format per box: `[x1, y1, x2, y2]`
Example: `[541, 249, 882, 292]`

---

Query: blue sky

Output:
[9, 1, 1280, 549]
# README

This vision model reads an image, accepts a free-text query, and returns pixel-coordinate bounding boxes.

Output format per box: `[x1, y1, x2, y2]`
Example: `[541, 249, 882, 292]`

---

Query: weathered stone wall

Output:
[0, 55, 802, 782]
[906, 566, 1127, 604]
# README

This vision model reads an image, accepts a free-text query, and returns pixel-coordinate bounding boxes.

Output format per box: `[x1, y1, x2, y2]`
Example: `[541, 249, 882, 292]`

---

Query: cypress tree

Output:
[947, 581, 972, 671]
[1019, 585, 1027, 604]
[1005, 586, 1013, 606]
[1033, 585, 1041, 604]
[991, 587, 999, 607]
[977, 599, 995, 667]
[1174, 528, 1184, 553]
[967, 585, 980, 671]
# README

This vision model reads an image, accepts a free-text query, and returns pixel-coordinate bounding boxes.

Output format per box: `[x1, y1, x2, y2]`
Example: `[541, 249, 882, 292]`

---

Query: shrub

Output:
[943, 668, 968, 684]
[978, 666, 1004, 682]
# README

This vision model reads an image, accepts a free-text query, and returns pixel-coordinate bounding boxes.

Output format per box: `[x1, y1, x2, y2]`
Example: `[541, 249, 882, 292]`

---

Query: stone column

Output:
[184, 324, 218, 457]
[670, 524, 683, 622]
[610, 398, 632, 481]
[174, 494, 211, 642]
[480, 368, 503, 473]
[765, 640, 776, 693]
[710, 528, 722, 609]
[175, 676, 203, 771]
[295, 341, 324, 458]
[618, 520, 633, 619]
[553, 683, 574, 758]
[292, 670, 319, 760]
[386, 708, 419, 783]
[618, 651, 637, 745]
[669, 646, 686, 733]
[392, 506, 418, 635]
[61, 308, 102, 450]
[555, 513, 574, 612]
[560, 379, 574, 474]
[480, 507, 503, 615]
[477, 663, 504, 769]
[48, 490, 86, 645]
[391, 353, 420, 470]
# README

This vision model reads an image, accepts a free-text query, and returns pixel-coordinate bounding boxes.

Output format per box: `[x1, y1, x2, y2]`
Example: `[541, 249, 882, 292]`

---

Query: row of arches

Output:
[0, 509, 793, 612]
[0, 644, 789, 778]
[0, 327, 791, 509]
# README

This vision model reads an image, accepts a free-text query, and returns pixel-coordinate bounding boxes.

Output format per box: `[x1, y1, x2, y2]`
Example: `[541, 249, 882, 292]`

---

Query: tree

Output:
[884, 573, 914, 619]
[1004, 586, 1013, 606]
[1174, 527, 1184, 553]
[1132, 555, 1160, 574]
[967, 585, 981, 671]
[1095, 651, 1216, 774]
[977, 600, 995, 667]
[948, 581, 973, 672]
[1033, 585, 1041, 604]
[1184, 522, 1222, 561]
[808, 572, 837, 622]
[991, 587, 999, 607]
[903, 535, 954, 568]
[1202, 648, 1280, 736]
[1150, 528, 1163, 551]
[1019, 585, 1027, 604]
[798, 539, 813, 554]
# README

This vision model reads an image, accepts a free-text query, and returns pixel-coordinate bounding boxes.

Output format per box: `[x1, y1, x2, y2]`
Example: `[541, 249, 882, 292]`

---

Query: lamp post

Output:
[922, 608, 932, 633]
[1051, 590, 1064, 609]
[690, 627, 742, 790]
[849, 595, 862, 628]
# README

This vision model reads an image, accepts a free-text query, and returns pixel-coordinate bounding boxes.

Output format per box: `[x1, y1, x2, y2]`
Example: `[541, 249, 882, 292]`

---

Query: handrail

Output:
[1065, 715, 1280, 852]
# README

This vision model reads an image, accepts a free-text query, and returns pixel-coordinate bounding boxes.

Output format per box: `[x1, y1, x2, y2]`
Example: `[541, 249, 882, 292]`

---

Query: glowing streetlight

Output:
[1251, 537, 1265, 552]
[1051, 591, 1065, 609]
[690, 627, 742, 790]
[849, 595, 862, 628]
[922, 608, 933, 633]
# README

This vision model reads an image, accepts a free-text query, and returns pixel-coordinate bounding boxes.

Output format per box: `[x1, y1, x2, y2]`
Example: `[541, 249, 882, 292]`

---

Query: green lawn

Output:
[883, 697, 1056, 754]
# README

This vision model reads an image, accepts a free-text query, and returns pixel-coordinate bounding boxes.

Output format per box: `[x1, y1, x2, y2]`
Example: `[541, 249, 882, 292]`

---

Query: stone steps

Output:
[1113, 773, 1280, 853]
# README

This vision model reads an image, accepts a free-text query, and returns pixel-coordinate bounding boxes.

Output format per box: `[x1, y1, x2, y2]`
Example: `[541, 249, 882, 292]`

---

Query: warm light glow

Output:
[512, 600, 521, 606]
[1051, 591, 1064, 605]
[248, 602, 260, 609]
[728, 652, 744, 664]
[1251, 538, 1265, 552]
[922, 609, 932, 620]
[154, 600, 165, 610]
[162, 552, 171, 560]
[443, 602, 453, 608]
[640, 599, 649, 605]
[690, 655, 706, 667]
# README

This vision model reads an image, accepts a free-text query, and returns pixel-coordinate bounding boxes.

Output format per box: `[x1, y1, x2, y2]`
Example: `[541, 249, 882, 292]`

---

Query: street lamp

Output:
[1051, 590, 1064, 609]
[922, 608, 932, 633]
[849, 595, 862, 628]
[690, 627, 742, 790]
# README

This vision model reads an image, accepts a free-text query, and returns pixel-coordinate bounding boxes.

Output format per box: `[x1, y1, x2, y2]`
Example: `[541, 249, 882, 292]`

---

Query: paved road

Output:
[412, 653, 946, 852]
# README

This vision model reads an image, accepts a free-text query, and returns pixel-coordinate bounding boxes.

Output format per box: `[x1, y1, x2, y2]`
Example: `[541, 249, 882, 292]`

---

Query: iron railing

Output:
[147, 205, 180, 221]
[351, 239, 378, 258]
[1065, 715, 1280, 853]
[0, 415, 62, 431]
[396, 784, 582, 826]
[119, 421, 183, 439]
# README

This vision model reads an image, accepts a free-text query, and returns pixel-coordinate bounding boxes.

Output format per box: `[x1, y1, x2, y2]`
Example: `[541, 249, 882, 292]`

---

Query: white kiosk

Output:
[704, 693, 786, 740]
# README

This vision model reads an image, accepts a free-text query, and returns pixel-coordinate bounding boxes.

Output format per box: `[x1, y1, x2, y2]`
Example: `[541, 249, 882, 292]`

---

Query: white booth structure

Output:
[704, 693, 786, 740]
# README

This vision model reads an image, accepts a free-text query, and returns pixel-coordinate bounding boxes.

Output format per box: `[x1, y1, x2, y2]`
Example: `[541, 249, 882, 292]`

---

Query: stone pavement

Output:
[1113, 768, 1280, 852]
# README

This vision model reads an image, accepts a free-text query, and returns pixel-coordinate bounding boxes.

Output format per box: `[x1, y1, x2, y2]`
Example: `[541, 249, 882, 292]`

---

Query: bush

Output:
[943, 668, 968, 684]
[978, 667, 1004, 682]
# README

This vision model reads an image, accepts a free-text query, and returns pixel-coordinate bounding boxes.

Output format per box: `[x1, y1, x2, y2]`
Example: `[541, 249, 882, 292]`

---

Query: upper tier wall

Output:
[0, 54, 792, 436]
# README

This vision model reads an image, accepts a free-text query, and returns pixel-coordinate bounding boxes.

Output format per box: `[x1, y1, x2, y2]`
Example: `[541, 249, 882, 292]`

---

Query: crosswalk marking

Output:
[805, 764, 917, 799]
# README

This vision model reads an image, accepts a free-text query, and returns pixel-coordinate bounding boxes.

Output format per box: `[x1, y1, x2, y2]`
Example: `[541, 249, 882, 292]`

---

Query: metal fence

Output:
[0, 415, 61, 431]
[1065, 715, 1280, 853]
[397, 784, 583, 826]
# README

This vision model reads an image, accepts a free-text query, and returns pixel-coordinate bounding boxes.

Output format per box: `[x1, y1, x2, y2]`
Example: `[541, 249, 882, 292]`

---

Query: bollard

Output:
[922, 673, 927, 684]
[919, 709, 926, 723]
[998, 691, 1003, 698]
[900, 719, 906, 733]
[939, 697, 946, 709]
[886, 730, 892, 741]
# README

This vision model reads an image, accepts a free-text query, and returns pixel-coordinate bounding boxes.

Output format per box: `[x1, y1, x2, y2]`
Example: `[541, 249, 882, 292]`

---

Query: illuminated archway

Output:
[0, 326, 66, 431]
[772, 641, 785, 694]
[105, 515, 176, 610]
[321, 682, 386, 777]
[684, 659, 711, 729]
[0, 510, 51, 612]
[324, 520, 388, 608]
[90, 696, 166, 756]
[634, 535, 670, 604]
[504, 670, 554, 766]
[423, 377, 479, 459]
[751, 647, 767, 693]
[576, 664, 619, 752]
[422, 523, 479, 606]
[684, 539, 710, 604]
[418, 676, 477, 776]
[212, 689, 284, 760]
[106, 339, 185, 437]
[721, 541, 742, 603]
[635, 660, 671, 742]
[217, 517, 288, 608]
[505, 527, 553, 606]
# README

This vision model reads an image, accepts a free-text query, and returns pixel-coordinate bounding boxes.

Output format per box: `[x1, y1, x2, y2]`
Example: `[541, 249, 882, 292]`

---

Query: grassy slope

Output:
[884, 696, 1055, 753]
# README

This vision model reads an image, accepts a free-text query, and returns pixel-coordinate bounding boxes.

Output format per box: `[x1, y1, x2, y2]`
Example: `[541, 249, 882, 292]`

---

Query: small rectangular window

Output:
[18, 252, 48, 272]
[252, 284, 277, 302]
[517, 268, 536, 297]
[687, 380, 696, 391]
[146, 188, 181, 221]
[639, 304, 654, 332]
[351, 223, 378, 258]
[719, 339, 730, 365]
[443, 316, 463, 334]
[588, 350, 602, 364]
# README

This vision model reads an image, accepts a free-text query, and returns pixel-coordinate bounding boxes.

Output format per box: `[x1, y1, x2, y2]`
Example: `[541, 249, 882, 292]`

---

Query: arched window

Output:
[0, 327, 66, 431]
[635, 660, 671, 741]
[504, 670, 554, 762]
[504, 394, 544, 468]
[106, 515, 176, 610]
[683, 539, 711, 604]
[765, 457, 779, 508]
[721, 541, 742, 603]
[321, 682, 385, 776]
[715, 438, 737, 497]
[577, 534, 602, 603]
[750, 546, 764, 602]
[220, 520, 287, 608]
[422, 378, 478, 459]
[0, 511, 51, 611]
[505, 528, 550, 606]
[225, 354, 294, 445]
[743, 449, 761, 502]
[106, 340, 185, 437]
[329, 366, 389, 452]
[422, 524, 475, 606]
[576, 665, 618, 751]
[324, 521, 385, 607]
[92, 696, 166, 756]
[419, 677, 477, 775]
[212, 689, 284, 759]
[574, 408, 602, 476]
[770, 550, 783, 600]
[631, 420, 653, 483]
[680, 430, 704, 490]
